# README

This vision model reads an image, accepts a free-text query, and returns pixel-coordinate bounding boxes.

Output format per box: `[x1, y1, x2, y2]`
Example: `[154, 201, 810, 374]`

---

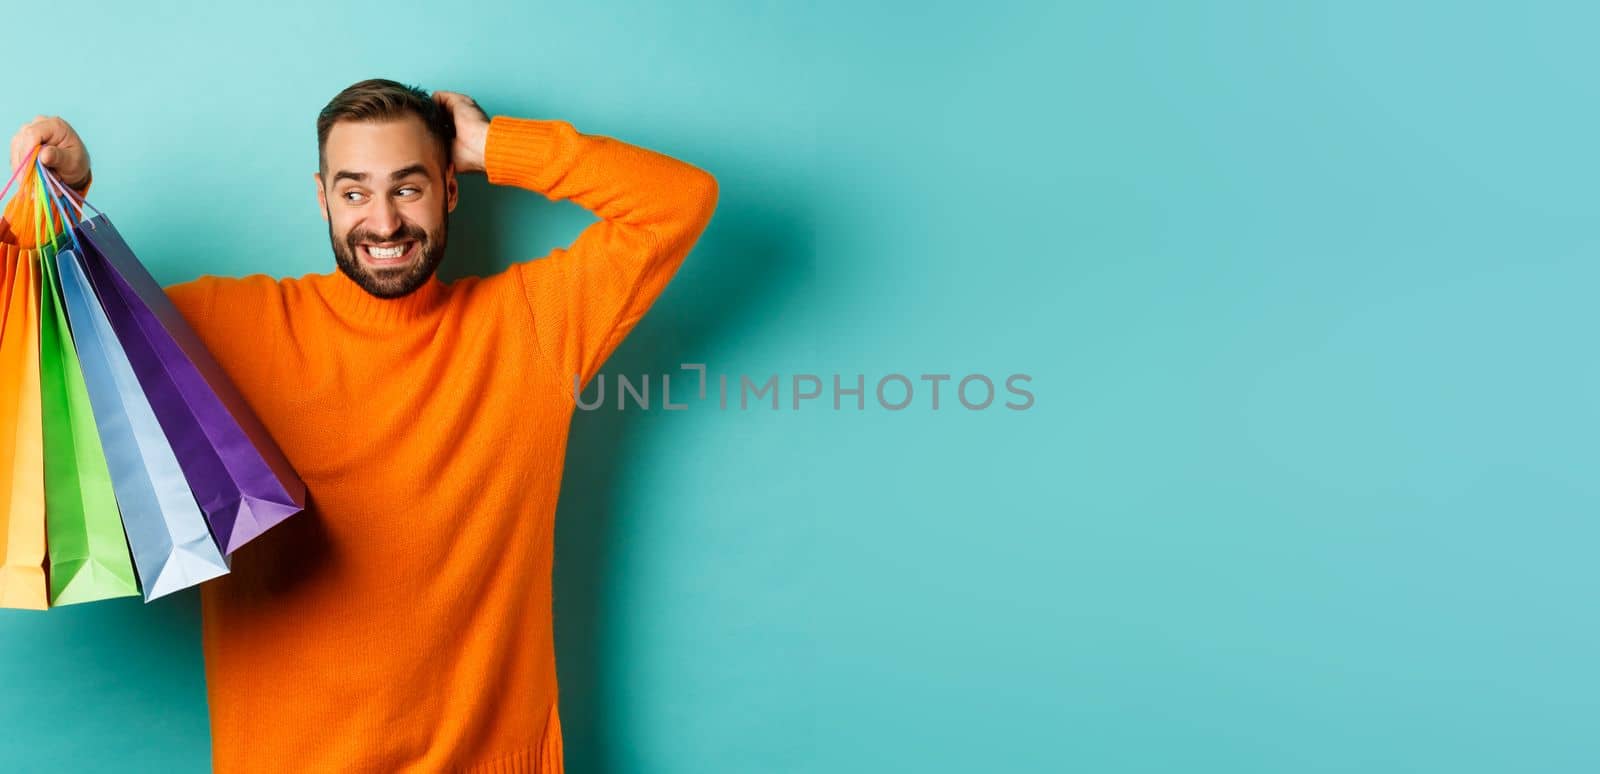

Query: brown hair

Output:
[316, 78, 455, 176]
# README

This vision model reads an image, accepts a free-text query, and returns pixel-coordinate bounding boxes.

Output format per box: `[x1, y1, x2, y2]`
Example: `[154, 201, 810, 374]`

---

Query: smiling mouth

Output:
[357, 240, 419, 267]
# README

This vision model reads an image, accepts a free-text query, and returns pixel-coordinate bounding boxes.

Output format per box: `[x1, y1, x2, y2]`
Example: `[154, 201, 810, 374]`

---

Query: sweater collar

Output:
[313, 266, 449, 326]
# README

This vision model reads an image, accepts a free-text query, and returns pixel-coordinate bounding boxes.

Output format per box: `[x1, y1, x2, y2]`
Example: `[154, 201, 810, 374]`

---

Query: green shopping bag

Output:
[28, 165, 138, 605]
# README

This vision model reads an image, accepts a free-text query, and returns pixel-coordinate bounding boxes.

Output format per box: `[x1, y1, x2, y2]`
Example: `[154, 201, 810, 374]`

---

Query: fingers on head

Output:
[435, 91, 473, 110]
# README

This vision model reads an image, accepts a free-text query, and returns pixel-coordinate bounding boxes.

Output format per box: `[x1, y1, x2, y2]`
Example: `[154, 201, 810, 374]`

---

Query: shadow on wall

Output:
[444, 168, 807, 772]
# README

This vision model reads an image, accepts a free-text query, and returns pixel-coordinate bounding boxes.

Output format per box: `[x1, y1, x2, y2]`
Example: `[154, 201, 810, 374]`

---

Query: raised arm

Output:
[480, 114, 719, 395]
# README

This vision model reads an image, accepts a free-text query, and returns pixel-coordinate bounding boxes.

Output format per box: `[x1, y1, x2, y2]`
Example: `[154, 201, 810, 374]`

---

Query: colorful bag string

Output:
[39, 163, 96, 218]
[0, 145, 43, 248]
[0, 146, 77, 252]
[0, 144, 43, 205]
[38, 162, 109, 263]
[34, 157, 84, 256]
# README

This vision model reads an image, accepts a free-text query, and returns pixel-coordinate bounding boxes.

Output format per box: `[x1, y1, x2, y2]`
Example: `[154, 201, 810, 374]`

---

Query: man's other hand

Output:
[432, 90, 490, 175]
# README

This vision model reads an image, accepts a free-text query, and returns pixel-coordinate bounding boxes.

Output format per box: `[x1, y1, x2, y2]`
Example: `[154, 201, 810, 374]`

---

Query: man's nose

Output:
[367, 198, 402, 237]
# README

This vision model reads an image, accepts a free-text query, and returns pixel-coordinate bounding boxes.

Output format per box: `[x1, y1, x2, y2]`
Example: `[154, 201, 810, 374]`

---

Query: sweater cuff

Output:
[484, 116, 566, 193]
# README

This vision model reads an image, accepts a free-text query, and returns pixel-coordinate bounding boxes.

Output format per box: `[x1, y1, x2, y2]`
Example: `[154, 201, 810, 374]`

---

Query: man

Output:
[9, 78, 719, 772]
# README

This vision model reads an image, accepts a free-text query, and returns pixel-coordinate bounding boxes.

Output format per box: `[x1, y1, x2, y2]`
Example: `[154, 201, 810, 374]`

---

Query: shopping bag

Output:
[44, 170, 305, 555]
[0, 150, 48, 609]
[30, 166, 139, 605]
[40, 170, 230, 601]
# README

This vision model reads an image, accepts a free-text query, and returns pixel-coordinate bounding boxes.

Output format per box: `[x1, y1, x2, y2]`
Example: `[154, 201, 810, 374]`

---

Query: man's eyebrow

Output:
[389, 163, 429, 181]
[330, 164, 430, 185]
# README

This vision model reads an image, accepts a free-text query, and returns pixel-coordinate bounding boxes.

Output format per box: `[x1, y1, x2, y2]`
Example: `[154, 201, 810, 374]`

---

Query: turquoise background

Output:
[2, 1, 1597, 771]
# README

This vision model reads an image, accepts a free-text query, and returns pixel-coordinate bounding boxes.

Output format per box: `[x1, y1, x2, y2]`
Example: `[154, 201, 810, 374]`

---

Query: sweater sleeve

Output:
[483, 116, 719, 395]
[163, 276, 218, 335]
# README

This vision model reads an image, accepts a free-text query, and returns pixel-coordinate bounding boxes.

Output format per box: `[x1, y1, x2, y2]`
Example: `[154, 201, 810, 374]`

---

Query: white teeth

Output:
[366, 243, 407, 259]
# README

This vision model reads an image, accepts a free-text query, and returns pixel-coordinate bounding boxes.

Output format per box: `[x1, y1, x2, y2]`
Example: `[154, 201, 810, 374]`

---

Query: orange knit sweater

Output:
[160, 116, 717, 773]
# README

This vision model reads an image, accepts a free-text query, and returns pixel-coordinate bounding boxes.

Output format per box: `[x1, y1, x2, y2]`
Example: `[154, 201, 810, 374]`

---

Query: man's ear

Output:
[313, 172, 329, 221]
[445, 163, 459, 214]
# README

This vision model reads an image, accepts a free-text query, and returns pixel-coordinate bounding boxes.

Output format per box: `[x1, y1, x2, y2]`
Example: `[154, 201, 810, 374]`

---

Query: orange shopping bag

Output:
[0, 147, 50, 609]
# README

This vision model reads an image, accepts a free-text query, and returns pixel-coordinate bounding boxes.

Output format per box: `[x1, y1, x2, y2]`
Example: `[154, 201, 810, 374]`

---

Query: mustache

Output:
[346, 222, 428, 247]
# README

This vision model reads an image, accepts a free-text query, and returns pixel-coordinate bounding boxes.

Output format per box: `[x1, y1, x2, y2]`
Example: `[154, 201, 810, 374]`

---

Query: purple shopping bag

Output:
[71, 212, 305, 555]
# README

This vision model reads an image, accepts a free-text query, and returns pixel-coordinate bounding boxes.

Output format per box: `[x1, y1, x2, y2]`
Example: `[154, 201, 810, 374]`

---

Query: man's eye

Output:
[396, 186, 420, 197]
[342, 191, 366, 203]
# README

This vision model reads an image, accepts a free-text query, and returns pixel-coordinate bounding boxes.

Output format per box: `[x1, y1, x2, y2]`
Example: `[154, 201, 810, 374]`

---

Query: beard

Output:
[329, 206, 449, 299]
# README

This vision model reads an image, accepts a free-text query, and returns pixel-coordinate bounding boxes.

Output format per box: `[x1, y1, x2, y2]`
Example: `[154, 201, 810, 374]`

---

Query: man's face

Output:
[315, 116, 458, 299]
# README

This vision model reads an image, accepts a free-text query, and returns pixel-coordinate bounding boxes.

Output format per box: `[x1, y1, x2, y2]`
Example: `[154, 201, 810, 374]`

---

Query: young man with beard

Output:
[8, 78, 719, 772]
